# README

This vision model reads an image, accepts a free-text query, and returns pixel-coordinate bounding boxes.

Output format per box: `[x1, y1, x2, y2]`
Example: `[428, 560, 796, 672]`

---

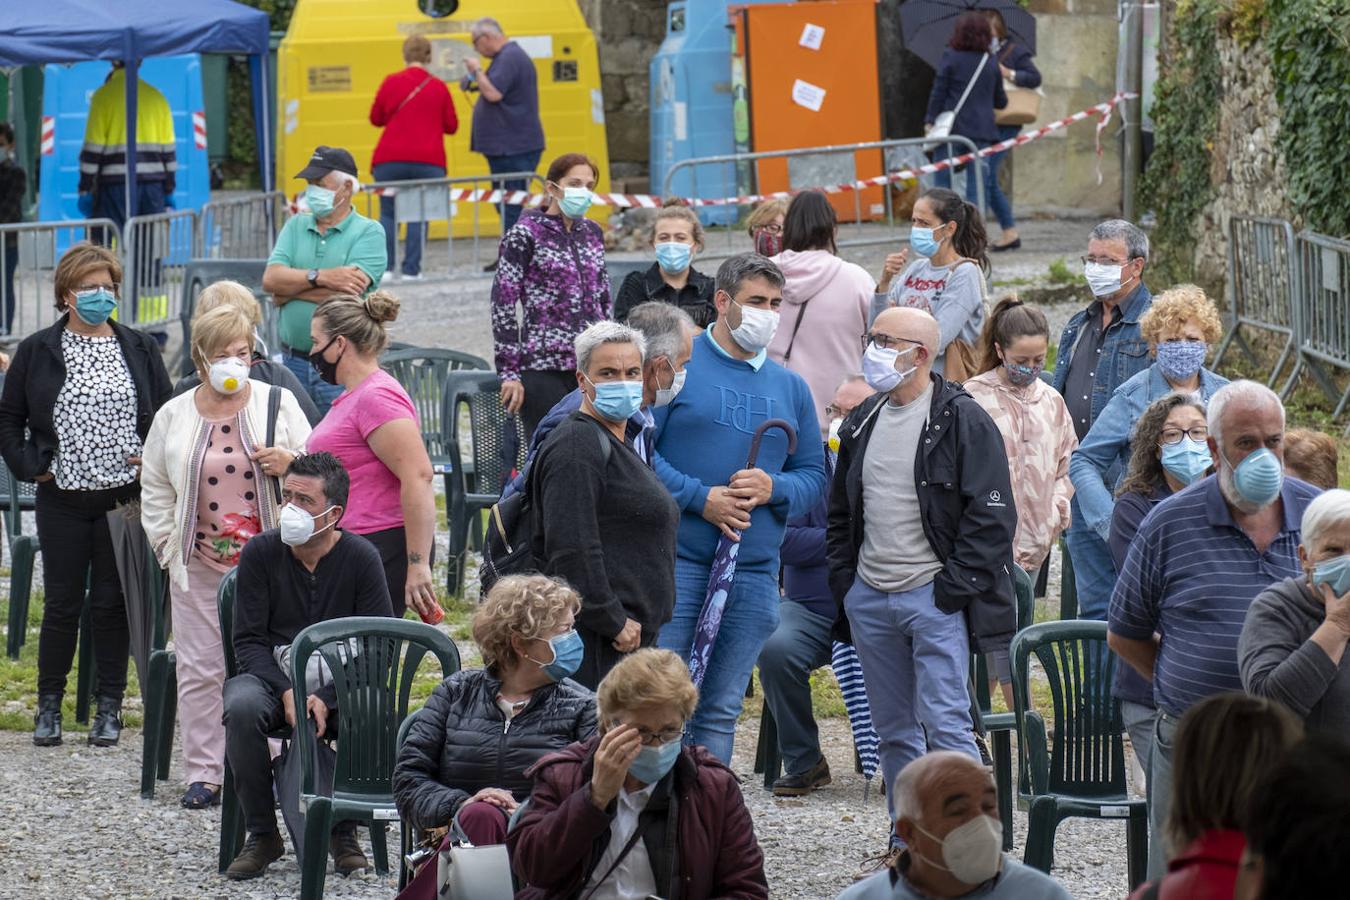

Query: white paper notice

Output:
[791, 79, 826, 112]
[674, 101, 688, 141]
[799, 23, 825, 50]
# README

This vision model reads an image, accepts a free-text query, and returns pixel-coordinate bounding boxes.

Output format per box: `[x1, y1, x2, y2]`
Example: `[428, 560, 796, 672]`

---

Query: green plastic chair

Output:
[1012, 620, 1148, 890]
[1058, 538, 1078, 620]
[288, 616, 460, 900]
[138, 540, 175, 799]
[396, 711, 421, 891]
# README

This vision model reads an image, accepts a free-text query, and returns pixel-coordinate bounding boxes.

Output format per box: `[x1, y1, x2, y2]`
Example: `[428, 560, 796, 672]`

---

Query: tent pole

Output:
[124, 57, 140, 231]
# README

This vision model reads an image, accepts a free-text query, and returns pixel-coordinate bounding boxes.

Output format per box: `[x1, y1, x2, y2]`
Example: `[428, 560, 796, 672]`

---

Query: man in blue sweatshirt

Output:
[653, 252, 827, 764]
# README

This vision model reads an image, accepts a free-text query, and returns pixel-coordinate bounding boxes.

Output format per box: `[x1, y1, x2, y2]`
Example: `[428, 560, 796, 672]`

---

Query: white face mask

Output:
[729, 300, 780, 353]
[913, 814, 1003, 885]
[1083, 261, 1131, 297]
[208, 357, 251, 395]
[862, 342, 917, 393]
[654, 359, 687, 408]
[279, 502, 336, 547]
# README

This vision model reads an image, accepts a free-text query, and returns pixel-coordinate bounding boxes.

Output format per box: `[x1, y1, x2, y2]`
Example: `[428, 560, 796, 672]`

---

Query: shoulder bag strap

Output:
[782, 301, 811, 363]
[951, 52, 990, 119]
[394, 75, 435, 118]
[266, 384, 283, 503]
[581, 812, 658, 900]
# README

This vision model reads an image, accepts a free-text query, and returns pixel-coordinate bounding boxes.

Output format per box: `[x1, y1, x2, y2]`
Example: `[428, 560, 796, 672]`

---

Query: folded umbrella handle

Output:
[745, 418, 797, 469]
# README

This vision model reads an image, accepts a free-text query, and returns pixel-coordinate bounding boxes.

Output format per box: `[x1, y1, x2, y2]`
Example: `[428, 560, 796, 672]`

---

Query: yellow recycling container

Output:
[276, 0, 611, 238]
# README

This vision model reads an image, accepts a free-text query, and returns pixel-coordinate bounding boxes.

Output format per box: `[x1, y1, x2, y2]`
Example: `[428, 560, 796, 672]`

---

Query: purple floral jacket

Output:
[491, 208, 611, 380]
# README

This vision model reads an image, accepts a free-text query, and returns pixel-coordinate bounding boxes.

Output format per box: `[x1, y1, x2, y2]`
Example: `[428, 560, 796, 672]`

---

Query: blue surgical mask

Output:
[1156, 341, 1208, 383]
[627, 738, 682, 785]
[533, 629, 583, 682]
[655, 241, 692, 274]
[73, 288, 117, 326]
[305, 185, 336, 217]
[1161, 437, 1211, 486]
[910, 226, 942, 258]
[584, 374, 644, 422]
[1312, 554, 1350, 598]
[1225, 447, 1284, 508]
[559, 186, 593, 219]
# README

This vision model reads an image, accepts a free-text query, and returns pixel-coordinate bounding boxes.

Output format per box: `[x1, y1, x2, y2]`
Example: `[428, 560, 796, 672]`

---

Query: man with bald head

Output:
[1108, 380, 1321, 876]
[838, 751, 1071, 898]
[827, 307, 1017, 840]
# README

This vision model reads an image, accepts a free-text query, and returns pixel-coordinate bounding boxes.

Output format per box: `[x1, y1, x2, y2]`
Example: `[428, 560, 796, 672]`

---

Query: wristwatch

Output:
[307, 268, 320, 290]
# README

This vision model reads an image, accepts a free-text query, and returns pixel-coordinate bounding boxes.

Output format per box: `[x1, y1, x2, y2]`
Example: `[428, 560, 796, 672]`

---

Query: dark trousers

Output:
[2, 239, 17, 334]
[222, 673, 355, 837]
[485, 150, 542, 236]
[757, 599, 834, 775]
[519, 370, 576, 442]
[574, 624, 654, 692]
[372, 161, 446, 277]
[92, 180, 167, 232]
[35, 481, 139, 699]
[361, 524, 435, 621]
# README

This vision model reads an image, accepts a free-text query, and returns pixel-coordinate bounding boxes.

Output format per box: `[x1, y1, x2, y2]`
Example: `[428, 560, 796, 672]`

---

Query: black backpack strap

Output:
[266, 384, 282, 504]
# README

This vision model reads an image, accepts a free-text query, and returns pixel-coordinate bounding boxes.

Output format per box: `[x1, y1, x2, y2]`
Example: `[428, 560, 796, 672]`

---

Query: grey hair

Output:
[836, 373, 868, 391]
[1089, 219, 1150, 262]
[894, 751, 984, 822]
[625, 301, 695, 366]
[715, 252, 785, 299]
[1208, 380, 1285, 449]
[331, 170, 361, 194]
[574, 320, 647, 374]
[471, 17, 504, 38]
[1301, 489, 1350, 549]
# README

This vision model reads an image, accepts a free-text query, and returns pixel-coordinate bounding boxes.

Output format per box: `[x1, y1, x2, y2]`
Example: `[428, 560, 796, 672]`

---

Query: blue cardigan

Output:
[925, 48, 1007, 145]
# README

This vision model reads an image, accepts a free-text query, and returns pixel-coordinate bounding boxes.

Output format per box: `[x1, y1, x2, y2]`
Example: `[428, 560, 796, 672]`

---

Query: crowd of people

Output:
[0, 12, 1346, 899]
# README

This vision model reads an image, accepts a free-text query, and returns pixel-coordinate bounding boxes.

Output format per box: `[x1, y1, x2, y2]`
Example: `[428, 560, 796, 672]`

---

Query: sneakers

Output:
[330, 830, 369, 876]
[33, 694, 62, 747]
[771, 756, 832, 797]
[974, 733, 994, 768]
[87, 696, 123, 747]
[225, 830, 285, 880]
[379, 270, 398, 285]
[400, 272, 425, 282]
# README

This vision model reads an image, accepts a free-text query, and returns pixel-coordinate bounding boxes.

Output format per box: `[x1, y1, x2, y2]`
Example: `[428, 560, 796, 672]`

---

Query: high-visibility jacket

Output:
[79, 68, 177, 194]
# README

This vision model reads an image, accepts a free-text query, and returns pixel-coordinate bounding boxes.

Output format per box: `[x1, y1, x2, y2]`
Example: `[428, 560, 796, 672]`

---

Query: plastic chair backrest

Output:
[443, 370, 525, 498]
[217, 567, 239, 677]
[289, 617, 461, 802]
[0, 458, 37, 540]
[1012, 620, 1127, 799]
[380, 349, 491, 462]
[179, 259, 269, 376]
[607, 259, 650, 305]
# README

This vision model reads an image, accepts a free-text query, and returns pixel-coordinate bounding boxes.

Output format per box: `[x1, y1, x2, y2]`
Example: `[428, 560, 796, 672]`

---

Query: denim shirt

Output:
[1051, 282, 1153, 427]
[1069, 362, 1229, 539]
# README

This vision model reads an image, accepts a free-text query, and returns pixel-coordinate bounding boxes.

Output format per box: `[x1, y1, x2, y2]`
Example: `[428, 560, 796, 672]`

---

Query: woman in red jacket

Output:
[369, 35, 457, 282]
[1129, 693, 1301, 900]
[508, 648, 769, 899]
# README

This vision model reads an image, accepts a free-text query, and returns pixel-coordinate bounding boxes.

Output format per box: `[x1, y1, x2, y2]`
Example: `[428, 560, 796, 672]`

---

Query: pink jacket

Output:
[963, 370, 1077, 570]
[767, 249, 874, 435]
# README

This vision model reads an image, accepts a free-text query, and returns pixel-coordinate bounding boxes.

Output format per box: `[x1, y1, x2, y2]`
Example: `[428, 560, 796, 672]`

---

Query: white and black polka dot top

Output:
[52, 330, 142, 491]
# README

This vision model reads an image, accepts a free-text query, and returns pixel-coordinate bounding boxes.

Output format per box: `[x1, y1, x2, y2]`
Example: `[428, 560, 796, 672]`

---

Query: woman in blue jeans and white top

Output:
[872, 188, 989, 379]
[1069, 284, 1228, 546]
[982, 9, 1041, 252]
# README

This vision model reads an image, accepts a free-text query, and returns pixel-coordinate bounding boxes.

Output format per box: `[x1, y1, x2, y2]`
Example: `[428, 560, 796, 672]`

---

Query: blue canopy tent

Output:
[0, 0, 273, 219]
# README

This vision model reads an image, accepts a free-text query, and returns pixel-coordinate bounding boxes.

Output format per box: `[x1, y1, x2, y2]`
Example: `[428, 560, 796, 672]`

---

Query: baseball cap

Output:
[295, 146, 359, 181]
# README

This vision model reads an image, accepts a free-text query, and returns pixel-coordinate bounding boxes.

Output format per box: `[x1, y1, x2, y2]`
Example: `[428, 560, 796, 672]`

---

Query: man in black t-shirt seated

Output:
[221, 451, 393, 881]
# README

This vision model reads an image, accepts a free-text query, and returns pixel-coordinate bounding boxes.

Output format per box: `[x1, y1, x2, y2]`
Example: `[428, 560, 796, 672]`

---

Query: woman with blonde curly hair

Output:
[1069, 284, 1230, 551]
[393, 574, 596, 865]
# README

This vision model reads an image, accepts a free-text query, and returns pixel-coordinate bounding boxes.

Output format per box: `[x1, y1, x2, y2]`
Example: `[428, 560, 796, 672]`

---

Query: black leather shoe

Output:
[33, 694, 63, 747]
[990, 238, 1022, 252]
[771, 756, 832, 796]
[87, 696, 123, 747]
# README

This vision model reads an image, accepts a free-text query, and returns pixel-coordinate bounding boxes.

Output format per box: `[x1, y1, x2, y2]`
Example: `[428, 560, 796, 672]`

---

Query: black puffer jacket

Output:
[393, 668, 597, 834]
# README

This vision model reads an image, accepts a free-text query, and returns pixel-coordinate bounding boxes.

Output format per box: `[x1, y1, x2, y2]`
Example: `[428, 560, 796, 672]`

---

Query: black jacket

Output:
[825, 373, 1017, 652]
[0, 316, 173, 482]
[613, 262, 717, 328]
[392, 667, 597, 834]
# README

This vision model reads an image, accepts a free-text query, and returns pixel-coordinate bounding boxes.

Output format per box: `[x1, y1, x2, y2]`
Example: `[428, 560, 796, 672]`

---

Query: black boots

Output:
[88, 696, 123, 747]
[33, 694, 63, 746]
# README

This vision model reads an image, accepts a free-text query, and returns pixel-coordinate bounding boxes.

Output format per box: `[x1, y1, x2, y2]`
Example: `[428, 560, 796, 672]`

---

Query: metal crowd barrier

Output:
[1214, 216, 1300, 389]
[661, 135, 985, 253]
[0, 218, 122, 339]
[199, 192, 286, 260]
[350, 170, 546, 281]
[1291, 231, 1350, 434]
[123, 208, 200, 333]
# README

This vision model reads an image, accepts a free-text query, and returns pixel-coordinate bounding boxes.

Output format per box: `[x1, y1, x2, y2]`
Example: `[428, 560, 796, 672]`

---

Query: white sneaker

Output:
[401, 273, 425, 282]
[380, 271, 398, 285]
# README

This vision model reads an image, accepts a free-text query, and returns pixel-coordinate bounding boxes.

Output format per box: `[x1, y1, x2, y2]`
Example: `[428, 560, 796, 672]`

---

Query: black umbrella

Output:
[107, 501, 166, 687]
[900, 0, 1036, 70]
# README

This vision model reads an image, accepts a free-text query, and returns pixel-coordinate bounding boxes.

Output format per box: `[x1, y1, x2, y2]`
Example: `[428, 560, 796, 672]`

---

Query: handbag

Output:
[929, 52, 989, 141]
[994, 45, 1043, 126]
[937, 259, 988, 384]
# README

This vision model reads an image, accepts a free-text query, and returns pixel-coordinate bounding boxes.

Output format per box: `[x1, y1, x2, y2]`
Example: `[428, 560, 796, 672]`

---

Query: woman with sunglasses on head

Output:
[0, 242, 173, 749]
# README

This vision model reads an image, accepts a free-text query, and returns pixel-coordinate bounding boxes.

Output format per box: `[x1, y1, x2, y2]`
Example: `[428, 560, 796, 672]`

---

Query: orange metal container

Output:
[733, 0, 884, 220]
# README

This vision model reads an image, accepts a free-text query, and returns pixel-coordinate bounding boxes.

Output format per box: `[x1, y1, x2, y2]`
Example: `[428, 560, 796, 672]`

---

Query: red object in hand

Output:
[419, 603, 445, 626]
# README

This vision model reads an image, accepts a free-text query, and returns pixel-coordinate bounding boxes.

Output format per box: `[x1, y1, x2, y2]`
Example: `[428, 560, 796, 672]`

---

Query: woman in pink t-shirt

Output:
[306, 292, 438, 620]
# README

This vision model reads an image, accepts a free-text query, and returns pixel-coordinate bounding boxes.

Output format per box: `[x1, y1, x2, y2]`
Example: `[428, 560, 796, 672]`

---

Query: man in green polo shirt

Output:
[262, 145, 386, 414]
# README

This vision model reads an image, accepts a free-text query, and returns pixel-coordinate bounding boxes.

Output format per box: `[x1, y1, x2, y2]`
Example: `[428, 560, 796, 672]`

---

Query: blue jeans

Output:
[281, 352, 343, 418]
[757, 598, 834, 776]
[657, 557, 781, 764]
[931, 141, 992, 207]
[485, 150, 542, 236]
[1064, 496, 1118, 623]
[985, 125, 1020, 231]
[372, 161, 445, 276]
[1147, 709, 1179, 878]
[844, 577, 979, 820]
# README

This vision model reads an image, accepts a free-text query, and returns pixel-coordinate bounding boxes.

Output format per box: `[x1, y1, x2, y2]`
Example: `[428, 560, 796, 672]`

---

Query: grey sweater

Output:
[1238, 576, 1350, 735]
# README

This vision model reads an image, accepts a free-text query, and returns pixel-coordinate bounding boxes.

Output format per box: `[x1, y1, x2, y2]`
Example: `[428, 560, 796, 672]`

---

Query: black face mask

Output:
[309, 336, 344, 385]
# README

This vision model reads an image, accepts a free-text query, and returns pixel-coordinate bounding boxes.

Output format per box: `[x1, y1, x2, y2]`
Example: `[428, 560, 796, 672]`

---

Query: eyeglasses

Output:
[74, 283, 120, 295]
[825, 404, 846, 419]
[861, 332, 923, 352]
[611, 721, 684, 747]
[1160, 426, 1209, 445]
[1080, 256, 1136, 267]
[755, 224, 782, 234]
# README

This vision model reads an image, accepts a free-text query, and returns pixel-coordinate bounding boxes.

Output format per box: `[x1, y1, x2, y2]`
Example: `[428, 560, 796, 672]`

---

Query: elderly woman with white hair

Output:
[529, 321, 681, 689]
[509, 648, 770, 899]
[1239, 488, 1350, 735]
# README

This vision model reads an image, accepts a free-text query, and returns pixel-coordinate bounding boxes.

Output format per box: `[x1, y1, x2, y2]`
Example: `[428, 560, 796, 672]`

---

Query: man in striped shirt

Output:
[1108, 380, 1321, 878]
